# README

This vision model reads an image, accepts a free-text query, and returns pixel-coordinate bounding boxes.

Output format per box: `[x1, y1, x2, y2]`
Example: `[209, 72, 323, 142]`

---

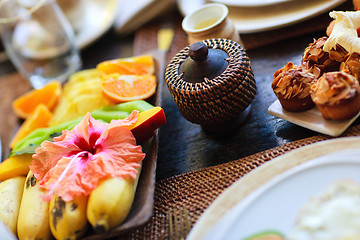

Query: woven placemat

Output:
[116, 124, 360, 239]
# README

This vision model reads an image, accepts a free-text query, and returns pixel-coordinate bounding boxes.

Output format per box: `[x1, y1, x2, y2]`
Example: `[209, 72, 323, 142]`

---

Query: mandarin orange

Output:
[102, 74, 157, 103]
[10, 104, 52, 149]
[97, 55, 155, 75]
[12, 81, 61, 119]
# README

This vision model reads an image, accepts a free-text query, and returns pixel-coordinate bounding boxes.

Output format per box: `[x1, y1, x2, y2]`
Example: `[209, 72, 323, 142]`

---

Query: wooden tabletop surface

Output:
[1, 3, 359, 183]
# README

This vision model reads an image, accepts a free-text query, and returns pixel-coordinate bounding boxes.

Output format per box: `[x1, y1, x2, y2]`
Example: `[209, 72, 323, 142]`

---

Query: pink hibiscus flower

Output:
[30, 111, 145, 202]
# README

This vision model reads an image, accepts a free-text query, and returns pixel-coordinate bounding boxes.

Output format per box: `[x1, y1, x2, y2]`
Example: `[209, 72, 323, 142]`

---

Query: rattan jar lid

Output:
[165, 38, 256, 130]
[179, 41, 229, 83]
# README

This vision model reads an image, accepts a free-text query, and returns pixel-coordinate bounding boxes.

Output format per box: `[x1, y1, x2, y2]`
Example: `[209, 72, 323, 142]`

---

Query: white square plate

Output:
[268, 100, 360, 137]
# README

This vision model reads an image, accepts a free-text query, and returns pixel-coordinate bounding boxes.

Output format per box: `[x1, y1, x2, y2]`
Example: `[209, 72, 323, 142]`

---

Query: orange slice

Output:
[10, 104, 52, 149]
[102, 74, 157, 103]
[12, 81, 61, 119]
[97, 55, 155, 75]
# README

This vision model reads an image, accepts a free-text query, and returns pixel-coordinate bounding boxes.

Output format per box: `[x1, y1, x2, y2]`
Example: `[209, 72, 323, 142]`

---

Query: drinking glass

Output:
[0, 0, 81, 89]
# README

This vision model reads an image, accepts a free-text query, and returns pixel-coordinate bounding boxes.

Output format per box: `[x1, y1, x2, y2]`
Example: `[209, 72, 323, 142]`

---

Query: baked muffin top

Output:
[272, 62, 316, 100]
[311, 71, 360, 105]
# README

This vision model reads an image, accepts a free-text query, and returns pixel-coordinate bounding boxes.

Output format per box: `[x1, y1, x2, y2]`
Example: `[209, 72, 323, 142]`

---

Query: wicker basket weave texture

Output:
[165, 38, 256, 125]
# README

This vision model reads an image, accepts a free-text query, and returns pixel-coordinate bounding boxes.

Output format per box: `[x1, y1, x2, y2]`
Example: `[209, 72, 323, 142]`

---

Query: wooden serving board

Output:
[0, 74, 32, 159]
[82, 47, 166, 240]
[187, 136, 360, 240]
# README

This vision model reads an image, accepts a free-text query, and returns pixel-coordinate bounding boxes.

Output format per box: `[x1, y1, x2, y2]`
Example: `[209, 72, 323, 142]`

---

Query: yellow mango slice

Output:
[0, 154, 33, 181]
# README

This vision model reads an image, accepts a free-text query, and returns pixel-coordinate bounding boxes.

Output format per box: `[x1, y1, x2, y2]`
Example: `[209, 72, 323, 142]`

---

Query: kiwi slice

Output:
[243, 230, 285, 240]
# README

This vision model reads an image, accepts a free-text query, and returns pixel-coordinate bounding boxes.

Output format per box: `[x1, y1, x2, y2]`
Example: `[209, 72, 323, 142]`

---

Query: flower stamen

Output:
[43, 151, 86, 201]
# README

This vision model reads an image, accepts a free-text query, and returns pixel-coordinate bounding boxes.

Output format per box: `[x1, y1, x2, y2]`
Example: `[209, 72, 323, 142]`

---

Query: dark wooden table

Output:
[155, 30, 347, 181]
[1, 5, 358, 183]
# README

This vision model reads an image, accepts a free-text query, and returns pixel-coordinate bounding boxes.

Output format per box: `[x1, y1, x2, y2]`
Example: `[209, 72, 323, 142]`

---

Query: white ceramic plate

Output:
[0, 222, 16, 240]
[186, 137, 360, 240]
[268, 100, 360, 137]
[202, 149, 360, 240]
[177, 0, 346, 33]
[209, 0, 292, 7]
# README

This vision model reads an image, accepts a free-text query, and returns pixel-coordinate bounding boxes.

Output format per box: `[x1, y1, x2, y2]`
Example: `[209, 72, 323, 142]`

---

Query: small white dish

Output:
[181, 3, 240, 44]
[268, 100, 360, 137]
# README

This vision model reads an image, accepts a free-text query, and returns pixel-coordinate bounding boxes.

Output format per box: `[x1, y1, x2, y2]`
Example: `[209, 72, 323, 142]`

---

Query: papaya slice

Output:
[129, 107, 166, 144]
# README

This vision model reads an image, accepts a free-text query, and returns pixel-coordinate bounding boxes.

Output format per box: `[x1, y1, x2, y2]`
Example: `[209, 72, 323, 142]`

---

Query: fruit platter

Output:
[0, 52, 166, 239]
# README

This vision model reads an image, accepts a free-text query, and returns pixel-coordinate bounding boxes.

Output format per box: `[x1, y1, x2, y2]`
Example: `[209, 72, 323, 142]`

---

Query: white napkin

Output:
[114, 0, 176, 35]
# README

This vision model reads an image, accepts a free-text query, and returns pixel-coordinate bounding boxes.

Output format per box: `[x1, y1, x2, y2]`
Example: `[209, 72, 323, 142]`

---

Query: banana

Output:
[17, 170, 52, 240]
[87, 165, 142, 233]
[49, 194, 88, 240]
[0, 176, 26, 235]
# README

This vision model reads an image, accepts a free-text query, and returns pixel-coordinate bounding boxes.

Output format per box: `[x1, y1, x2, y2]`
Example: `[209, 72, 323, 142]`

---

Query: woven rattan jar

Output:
[165, 38, 256, 130]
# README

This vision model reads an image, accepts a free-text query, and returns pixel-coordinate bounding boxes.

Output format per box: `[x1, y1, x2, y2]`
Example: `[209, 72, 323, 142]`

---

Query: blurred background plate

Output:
[178, 0, 346, 33]
[66, 0, 118, 49]
[114, 0, 175, 35]
[209, 0, 293, 7]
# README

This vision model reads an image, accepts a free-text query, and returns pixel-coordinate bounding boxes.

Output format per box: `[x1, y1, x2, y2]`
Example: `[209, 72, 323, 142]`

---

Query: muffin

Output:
[272, 62, 316, 112]
[289, 180, 360, 240]
[311, 71, 360, 120]
[301, 37, 347, 78]
[340, 52, 360, 82]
